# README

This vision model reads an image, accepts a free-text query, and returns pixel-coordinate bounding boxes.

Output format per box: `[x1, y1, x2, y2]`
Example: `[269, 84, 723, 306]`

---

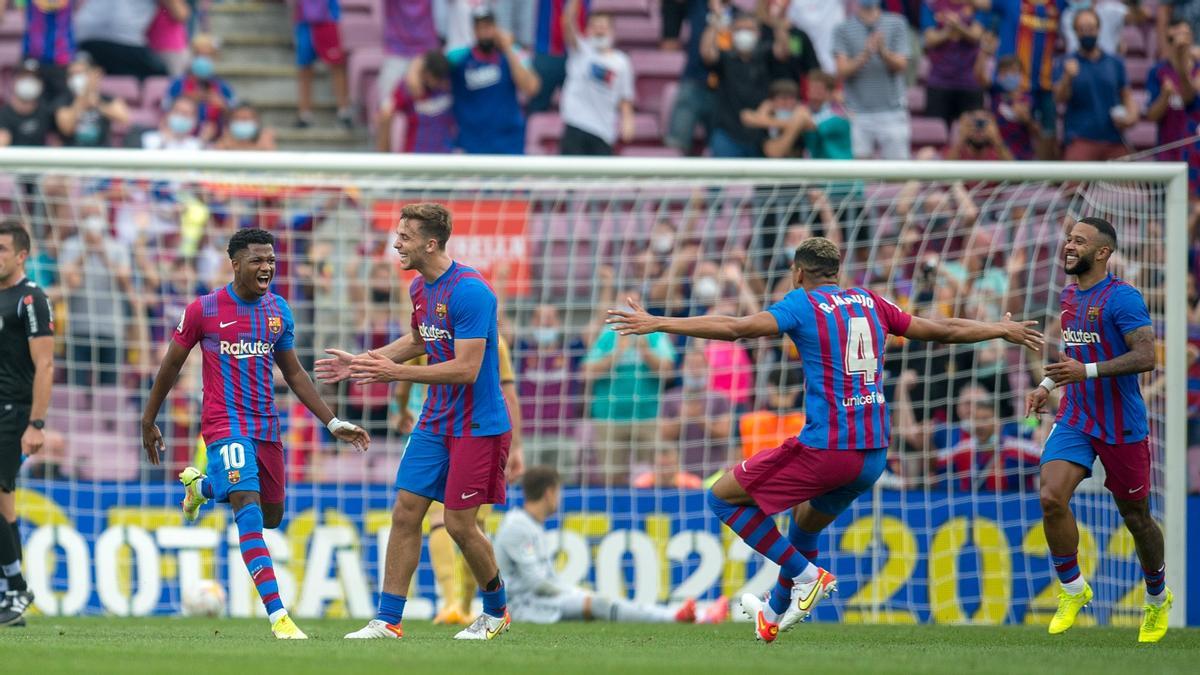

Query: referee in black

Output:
[0, 219, 53, 627]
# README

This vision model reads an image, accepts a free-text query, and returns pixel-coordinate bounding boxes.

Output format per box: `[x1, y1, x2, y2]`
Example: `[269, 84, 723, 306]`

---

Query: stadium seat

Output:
[631, 49, 686, 114]
[591, 0, 651, 15]
[1122, 25, 1148, 57]
[72, 433, 140, 482]
[526, 112, 564, 155]
[907, 85, 926, 115]
[614, 15, 662, 50]
[339, 14, 383, 51]
[619, 145, 682, 157]
[1126, 121, 1159, 150]
[100, 76, 142, 107]
[0, 9, 24, 38]
[1125, 56, 1151, 87]
[657, 80, 679, 139]
[910, 116, 949, 148]
[340, 0, 382, 18]
[140, 76, 171, 112]
[348, 45, 385, 109]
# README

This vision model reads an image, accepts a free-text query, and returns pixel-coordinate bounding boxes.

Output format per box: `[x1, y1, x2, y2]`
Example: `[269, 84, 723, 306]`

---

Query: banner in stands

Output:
[14, 480, 1186, 625]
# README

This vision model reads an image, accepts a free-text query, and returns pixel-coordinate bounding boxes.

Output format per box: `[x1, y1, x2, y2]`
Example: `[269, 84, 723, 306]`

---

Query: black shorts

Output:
[0, 403, 30, 492]
[924, 86, 985, 128]
[560, 125, 613, 156]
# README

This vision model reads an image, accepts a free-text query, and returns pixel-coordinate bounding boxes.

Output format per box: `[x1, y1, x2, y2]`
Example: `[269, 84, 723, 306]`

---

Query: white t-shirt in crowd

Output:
[788, 0, 846, 74]
[1062, 1, 1128, 55]
[560, 38, 634, 145]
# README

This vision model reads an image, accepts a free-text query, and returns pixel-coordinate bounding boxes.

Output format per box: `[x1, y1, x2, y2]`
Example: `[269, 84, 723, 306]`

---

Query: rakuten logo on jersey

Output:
[1062, 328, 1103, 347]
[842, 391, 885, 407]
[418, 323, 453, 342]
[219, 340, 274, 359]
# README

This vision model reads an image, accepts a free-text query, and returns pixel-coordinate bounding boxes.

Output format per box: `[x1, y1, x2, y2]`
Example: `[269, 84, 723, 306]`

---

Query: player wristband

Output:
[1084, 363, 1099, 379]
[327, 417, 350, 433]
[1038, 377, 1056, 392]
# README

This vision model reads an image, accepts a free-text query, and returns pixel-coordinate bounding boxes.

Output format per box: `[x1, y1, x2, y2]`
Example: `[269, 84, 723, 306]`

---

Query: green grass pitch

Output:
[4, 618, 1200, 674]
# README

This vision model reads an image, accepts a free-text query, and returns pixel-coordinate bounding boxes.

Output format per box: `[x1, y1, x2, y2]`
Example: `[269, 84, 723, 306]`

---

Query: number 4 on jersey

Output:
[845, 316, 879, 384]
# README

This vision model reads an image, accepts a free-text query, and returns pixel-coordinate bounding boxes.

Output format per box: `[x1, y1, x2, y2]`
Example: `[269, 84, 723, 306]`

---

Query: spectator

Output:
[664, 0, 718, 153]
[931, 384, 1041, 492]
[75, 0, 182, 79]
[786, 0, 846, 74]
[141, 96, 204, 150]
[376, 49, 454, 153]
[976, 37, 1039, 160]
[559, 0, 635, 155]
[449, 8, 540, 154]
[0, 0, 76, 103]
[146, 2, 192, 76]
[921, 0, 985, 129]
[493, 0, 536, 51]
[1062, 0, 1129, 54]
[747, 73, 852, 159]
[166, 34, 237, 143]
[1146, 19, 1200, 180]
[632, 449, 704, 488]
[60, 198, 135, 387]
[214, 103, 278, 151]
[527, 0, 588, 113]
[55, 53, 131, 148]
[944, 108, 1014, 160]
[1158, 0, 1200, 56]
[0, 61, 56, 147]
[833, 0, 911, 159]
[581, 290, 676, 484]
[515, 304, 587, 481]
[293, 0, 352, 129]
[662, 0, 689, 51]
[764, 0, 821, 85]
[700, 10, 789, 157]
[376, 0, 440, 121]
[984, 0, 1063, 159]
[1055, 8, 1138, 161]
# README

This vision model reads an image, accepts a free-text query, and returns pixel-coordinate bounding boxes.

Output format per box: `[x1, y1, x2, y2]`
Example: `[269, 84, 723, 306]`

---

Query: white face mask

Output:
[14, 78, 42, 102]
[68, 73, 89, 97]
[81, 215, 107, 235]
[732, 29, 758, 54]
[590, 34, 613, 50]
[652, 234, 674, 254]
[694, 276, 721, 303]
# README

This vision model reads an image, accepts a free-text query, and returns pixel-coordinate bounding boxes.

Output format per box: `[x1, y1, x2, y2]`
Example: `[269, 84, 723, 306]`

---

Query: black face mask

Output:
[372, 289, 391, 303]
[1079, 35, 1098, 52]
[477, 38, 497, 53]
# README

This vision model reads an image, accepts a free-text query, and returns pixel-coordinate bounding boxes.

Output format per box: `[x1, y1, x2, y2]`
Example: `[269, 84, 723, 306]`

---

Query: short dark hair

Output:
[424, 50, 450, 81]
[227, 228, 274, 259]
[768, 79, 799, 99]
[997, 55, 1021, 71]
[1073, 7, 1099, 30]
[0, 218, 31, 254]
[522, 466, 561, 501]
[401, 202, 453, 249]
[793, 237, 841, 279]
[1077, 216, 1117, 249]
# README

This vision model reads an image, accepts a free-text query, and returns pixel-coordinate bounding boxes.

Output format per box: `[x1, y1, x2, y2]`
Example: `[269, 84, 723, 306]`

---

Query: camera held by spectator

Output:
[945, 109, 1014, 160]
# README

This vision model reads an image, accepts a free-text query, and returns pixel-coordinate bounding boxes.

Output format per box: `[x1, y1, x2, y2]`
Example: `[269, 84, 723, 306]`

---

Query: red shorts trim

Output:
[256, 440, 286, 504]
[731, 438, 869, 515]
[444, 432, 511, 510]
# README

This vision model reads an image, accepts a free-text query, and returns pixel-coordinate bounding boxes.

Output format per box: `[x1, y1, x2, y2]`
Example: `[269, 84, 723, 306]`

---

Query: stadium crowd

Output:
[0, 0, 1196, 494]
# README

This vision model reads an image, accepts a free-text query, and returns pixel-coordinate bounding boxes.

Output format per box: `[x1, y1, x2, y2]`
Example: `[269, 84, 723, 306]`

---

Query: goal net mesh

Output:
[3, 159, 1175, 624]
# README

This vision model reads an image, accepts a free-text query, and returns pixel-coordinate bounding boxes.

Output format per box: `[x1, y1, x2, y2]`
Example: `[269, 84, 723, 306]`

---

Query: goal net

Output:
[1, 150, 1186, 626]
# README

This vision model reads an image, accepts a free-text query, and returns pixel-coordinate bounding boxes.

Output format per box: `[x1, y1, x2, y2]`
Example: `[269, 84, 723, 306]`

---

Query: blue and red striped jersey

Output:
[173, 284, 295, 443]
[768, 285, 913, 450]
[23, 0, 75, 67]
[409, 262, 511, 437]
[1055, 275, 1151, 444]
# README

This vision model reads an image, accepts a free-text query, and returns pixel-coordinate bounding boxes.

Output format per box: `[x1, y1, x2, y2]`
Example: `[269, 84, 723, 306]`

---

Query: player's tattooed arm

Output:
[1099, 325, 1157, 377]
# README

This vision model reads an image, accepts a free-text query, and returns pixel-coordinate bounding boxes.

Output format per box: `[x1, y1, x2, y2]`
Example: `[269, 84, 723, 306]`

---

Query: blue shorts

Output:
[1040, 422, 1152, 498]
[206, 436, 286, 503]
[809, 448, 888, 516]
[395, 427, 511, 509]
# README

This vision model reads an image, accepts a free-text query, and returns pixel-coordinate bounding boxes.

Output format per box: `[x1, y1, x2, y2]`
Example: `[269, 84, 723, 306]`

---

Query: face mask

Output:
[1078, 35, 1098, 52]
[477, 38, 497, 53]
[774, 107, 793, 120]
[997, 73, 1022, 92]
[533, 327, 560, 346]
[683, 375, 707, 390]
[1070, 0, 1092, 9]
[14, 78, 41, 102]
[732, 29, 758, 54]
[651, 234, 674, 254]
[230, 120, 258, 140]
[190, 56, 215, 79]
[81, 215, 106, 235]
[590, 34, 613, 50]
[694, 276, 720, 303]
[168, 114, 194, 135]
[68, 72, 89, 97]
[371, 289, 391, 303]
[859, 0, 882, 9]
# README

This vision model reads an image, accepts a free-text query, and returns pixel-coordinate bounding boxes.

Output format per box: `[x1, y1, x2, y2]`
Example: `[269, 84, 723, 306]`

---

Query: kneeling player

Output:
[141, 229, 369, 639]
[609, 237, 1043, 642]
[496, 466, 729, 625]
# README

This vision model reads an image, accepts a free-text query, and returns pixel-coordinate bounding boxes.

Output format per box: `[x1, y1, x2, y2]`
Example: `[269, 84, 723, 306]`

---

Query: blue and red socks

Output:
[377, 591, 407, 625]
[235, 503, 286, 621]
[787, 523, 820, 563]
[1143, 564, 1166, 604]
[1050, 549, 1085, 594]
[200, 478, 215, 500]
[481, 574, 507, 618]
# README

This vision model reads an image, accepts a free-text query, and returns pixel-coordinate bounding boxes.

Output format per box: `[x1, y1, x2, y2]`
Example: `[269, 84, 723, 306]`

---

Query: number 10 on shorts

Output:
[218, 442, 246, 470]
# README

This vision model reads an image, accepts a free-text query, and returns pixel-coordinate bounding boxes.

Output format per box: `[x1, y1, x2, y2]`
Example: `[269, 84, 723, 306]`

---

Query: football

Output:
[180, 579, 227, 618]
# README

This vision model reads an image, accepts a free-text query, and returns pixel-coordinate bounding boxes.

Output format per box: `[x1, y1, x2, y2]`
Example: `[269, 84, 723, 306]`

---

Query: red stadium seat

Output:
[1125, 56, 1151, 87]
[1122, 26, 1148, 57]
[339, 14, 383, 51]
[100, 76, 141, 107]
[910, 116, 949, 148]
[907, 85, 926, 114]
[591, 0, 652, 15]
[1125, 121, 1157, 150]
[140, 76, 171, 112]
[526, 112, 564, 155]
[348, 45, 385, 109]
[614, 15, 662, 50]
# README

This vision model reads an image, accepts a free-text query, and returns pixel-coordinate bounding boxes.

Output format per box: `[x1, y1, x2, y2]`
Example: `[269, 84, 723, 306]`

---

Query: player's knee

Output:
[262, 508, 283, 529]
[390, 500, 424, 532]
[1119, 503, 1154, 531]
[1038, 487, 1070, 518]
[443, 511, 479, 542]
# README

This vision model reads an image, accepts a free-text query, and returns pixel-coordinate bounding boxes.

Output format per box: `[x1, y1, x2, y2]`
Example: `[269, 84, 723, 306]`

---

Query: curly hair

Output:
[793, 236, 841, 279]
[227, 228, 274, 259]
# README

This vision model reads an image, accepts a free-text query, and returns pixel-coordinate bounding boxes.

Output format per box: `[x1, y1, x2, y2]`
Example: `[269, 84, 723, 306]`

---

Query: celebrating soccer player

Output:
[318, 203, 514, 641]
[608, 237, 1043, 643]
[1025, 217, 1169, 643]
[140, 228, 369, 640]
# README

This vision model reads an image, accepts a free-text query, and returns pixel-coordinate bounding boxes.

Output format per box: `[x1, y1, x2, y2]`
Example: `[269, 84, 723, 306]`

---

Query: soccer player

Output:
[608, 237, 1043, 642]
[140, 228, 369, 639]
[0, 220, 53, 628]
[1025, 216, 1168, 643]
[496, 465, 730, 625]
[318, 203, 514, 641]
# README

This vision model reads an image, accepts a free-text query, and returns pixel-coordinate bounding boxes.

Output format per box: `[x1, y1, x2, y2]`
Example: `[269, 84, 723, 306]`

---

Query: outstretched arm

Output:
[902, 312, 1044, 350]
[141, 341, 192, 465]
[316, 331, 427, 383]
[349, 338, 487, 385]
[277, 349, 369, 450]
[607, 299, 780, 341]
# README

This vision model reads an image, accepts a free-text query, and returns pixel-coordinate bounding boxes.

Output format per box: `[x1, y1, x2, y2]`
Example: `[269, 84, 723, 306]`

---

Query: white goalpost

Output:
[0, 148, 1186, 627]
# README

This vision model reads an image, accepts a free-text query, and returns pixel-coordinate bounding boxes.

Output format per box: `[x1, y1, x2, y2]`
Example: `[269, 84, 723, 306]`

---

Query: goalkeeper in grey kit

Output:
[496, 466, 729, 624]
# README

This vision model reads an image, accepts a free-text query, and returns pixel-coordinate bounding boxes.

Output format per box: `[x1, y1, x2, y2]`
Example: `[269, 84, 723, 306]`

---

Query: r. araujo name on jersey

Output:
[1056, 275, 1152, 444]
[173, 284, 296, 443]
[768, 285, 913, 451]
[409, 261, 511, 438]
